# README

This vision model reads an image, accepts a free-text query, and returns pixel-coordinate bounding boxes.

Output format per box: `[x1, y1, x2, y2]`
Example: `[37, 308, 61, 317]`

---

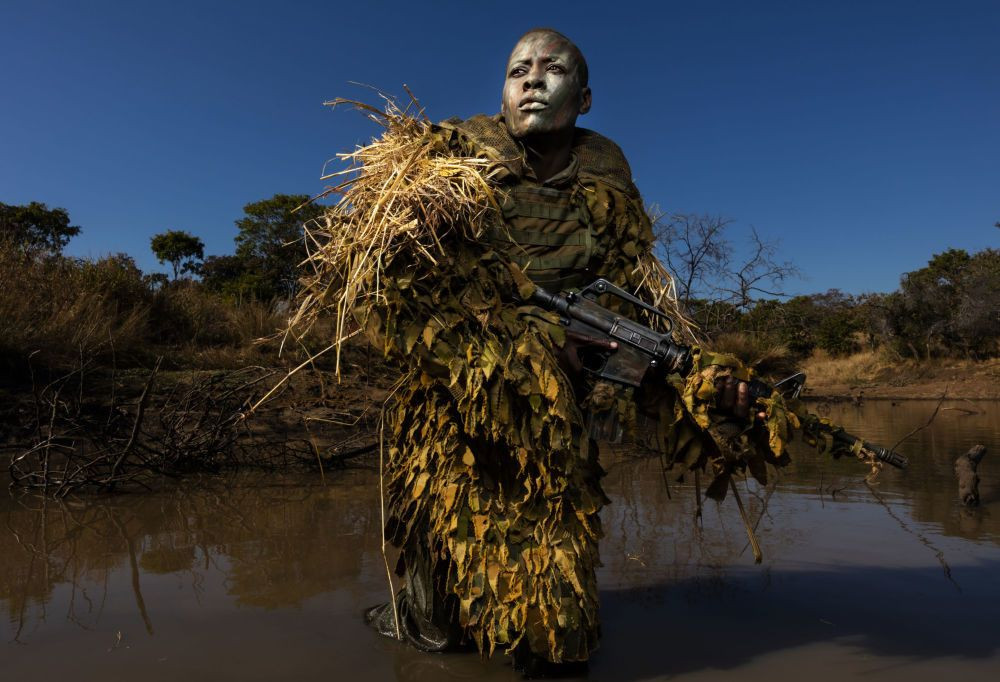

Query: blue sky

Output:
[2, 0, 997, 295]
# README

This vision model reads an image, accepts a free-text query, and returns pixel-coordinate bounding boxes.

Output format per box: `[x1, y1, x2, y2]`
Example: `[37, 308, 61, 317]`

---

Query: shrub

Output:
[0, 242, 152, 370]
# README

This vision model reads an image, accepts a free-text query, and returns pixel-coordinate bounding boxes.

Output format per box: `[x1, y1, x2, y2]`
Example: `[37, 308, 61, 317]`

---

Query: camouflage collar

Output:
[438, 114, 639, 197]
[522, 151, 579, 188]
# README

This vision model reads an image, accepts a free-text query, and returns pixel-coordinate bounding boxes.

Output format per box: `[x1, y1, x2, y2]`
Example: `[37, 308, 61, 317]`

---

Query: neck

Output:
[520, 127, 574, 182]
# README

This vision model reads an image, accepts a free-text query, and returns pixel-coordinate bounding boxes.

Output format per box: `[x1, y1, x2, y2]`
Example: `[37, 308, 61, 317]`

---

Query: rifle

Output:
[528, 278, 908, 470]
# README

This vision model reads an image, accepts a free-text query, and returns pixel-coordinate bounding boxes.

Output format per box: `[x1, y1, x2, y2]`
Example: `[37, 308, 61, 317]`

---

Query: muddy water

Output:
[3, 400, 999, 681]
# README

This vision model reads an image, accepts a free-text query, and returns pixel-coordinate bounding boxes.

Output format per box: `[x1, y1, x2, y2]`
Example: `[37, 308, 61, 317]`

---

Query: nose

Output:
[523, 64, 546, 90]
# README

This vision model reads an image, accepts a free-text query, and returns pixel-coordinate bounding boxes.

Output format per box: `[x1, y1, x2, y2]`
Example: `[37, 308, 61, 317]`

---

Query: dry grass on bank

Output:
[703, 332, 1000, 400]
[0, 242, 311, 376]
[801, 349, 892, 388]
[801, 349, 1000, 399]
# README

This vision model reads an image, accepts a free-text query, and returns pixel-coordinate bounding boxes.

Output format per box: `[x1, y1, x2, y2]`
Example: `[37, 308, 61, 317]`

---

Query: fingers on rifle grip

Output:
[735, 381, 750, 420]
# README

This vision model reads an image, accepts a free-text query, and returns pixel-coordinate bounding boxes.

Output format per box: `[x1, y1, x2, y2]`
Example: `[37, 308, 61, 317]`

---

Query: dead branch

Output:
[955, 444, 987, 507]
[890, 390, 948, 452]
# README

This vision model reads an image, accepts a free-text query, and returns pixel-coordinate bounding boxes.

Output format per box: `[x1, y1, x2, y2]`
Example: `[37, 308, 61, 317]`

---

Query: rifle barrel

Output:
[831, 428, 909, 469]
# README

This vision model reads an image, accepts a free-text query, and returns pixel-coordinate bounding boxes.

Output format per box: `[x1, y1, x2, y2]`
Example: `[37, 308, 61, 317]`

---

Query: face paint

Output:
[501, 32, 591, 140]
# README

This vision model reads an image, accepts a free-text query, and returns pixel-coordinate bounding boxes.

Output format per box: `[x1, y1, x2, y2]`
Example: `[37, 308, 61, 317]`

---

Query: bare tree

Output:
[717, 227, 799, 311]
[651, 210, 731, 307]
[651, 210, 799, 330]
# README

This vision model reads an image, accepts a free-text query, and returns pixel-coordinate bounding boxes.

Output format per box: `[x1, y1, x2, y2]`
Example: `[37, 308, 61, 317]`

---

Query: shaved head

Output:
[512, 28, 589, 88]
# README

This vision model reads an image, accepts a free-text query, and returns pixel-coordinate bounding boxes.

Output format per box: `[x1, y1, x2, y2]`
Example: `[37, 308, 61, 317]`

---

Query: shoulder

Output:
[571, 128, 640, 198]
[435, 114, 522, 174]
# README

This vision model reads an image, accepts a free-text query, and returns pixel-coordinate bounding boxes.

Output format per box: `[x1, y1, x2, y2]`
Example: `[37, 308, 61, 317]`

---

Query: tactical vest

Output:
[489, 183, 596, 292]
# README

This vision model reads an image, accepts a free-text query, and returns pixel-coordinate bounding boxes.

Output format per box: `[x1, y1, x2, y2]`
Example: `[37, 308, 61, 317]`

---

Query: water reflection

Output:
[793, 399, 1000, 543]
[2, 401, 998, 681]
[1, 472, 381, 642]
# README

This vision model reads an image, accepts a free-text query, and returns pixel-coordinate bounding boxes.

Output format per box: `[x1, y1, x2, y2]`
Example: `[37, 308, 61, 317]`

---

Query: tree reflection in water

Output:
[1, 471, 380, 641]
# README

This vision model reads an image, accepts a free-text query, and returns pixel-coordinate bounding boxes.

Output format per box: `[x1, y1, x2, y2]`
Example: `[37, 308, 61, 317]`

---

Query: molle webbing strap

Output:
[489, 184, 593, 291]
[493, 227, 588, 248]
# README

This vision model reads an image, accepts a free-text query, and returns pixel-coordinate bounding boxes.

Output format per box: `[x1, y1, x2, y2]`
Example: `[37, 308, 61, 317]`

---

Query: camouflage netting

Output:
[291, 99, 881, 662]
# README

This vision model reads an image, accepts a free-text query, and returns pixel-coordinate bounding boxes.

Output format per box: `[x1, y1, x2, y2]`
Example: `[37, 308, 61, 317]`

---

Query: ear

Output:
[579, 86, 592, 115]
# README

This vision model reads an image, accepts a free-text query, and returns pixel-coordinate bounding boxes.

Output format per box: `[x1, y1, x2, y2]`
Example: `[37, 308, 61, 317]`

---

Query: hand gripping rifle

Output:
[528, 278, 908, 470]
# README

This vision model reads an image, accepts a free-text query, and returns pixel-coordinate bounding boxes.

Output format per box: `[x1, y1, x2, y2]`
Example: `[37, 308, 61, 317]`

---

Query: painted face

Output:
[501, 32, 591, 139]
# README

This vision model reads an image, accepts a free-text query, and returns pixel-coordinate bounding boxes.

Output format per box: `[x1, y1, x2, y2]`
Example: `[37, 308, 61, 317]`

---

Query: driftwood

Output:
[955, 444, 987, 507]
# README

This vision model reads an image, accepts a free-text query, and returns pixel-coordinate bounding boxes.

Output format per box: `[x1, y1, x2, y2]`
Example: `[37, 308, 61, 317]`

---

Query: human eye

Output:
[547, 63, 566, 74]
[509, 65, 527, 77]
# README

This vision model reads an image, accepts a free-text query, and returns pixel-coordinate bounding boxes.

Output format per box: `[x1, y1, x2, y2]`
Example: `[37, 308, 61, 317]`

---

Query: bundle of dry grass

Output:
[288, 96, 508, 373]
[634, 251, 695, 340]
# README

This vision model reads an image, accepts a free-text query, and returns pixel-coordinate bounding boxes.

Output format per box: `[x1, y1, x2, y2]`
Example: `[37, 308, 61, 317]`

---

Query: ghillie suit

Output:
[292, 100, 882, 663]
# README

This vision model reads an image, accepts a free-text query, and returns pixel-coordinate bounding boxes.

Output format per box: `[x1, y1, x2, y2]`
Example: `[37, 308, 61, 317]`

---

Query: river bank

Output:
[3, 350, 995, 460]
[0, 338, 392, 492]
[800, 351, 1000, 401]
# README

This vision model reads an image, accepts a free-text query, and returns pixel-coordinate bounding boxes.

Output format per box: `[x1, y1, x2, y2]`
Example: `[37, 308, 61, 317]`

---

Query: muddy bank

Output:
[801, 355, 1000, 401]
[0, 340, 394, 492]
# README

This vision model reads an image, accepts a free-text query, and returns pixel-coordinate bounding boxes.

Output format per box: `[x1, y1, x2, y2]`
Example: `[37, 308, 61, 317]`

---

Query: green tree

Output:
[893, 248, 970, 358]
[812, 290, 862, 357]
[150, 230, 205, 280]
[880, 247, 999, 358]
[199, 254, 268, 302]
[0, 201, 81, 254]
[740, 290, 862, 358]
[234, 194, 324, 298]
[952, 249, 1000, 356]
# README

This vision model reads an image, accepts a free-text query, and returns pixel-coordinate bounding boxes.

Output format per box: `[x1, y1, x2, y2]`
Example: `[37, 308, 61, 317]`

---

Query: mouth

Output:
[518, 98, 548, 112]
